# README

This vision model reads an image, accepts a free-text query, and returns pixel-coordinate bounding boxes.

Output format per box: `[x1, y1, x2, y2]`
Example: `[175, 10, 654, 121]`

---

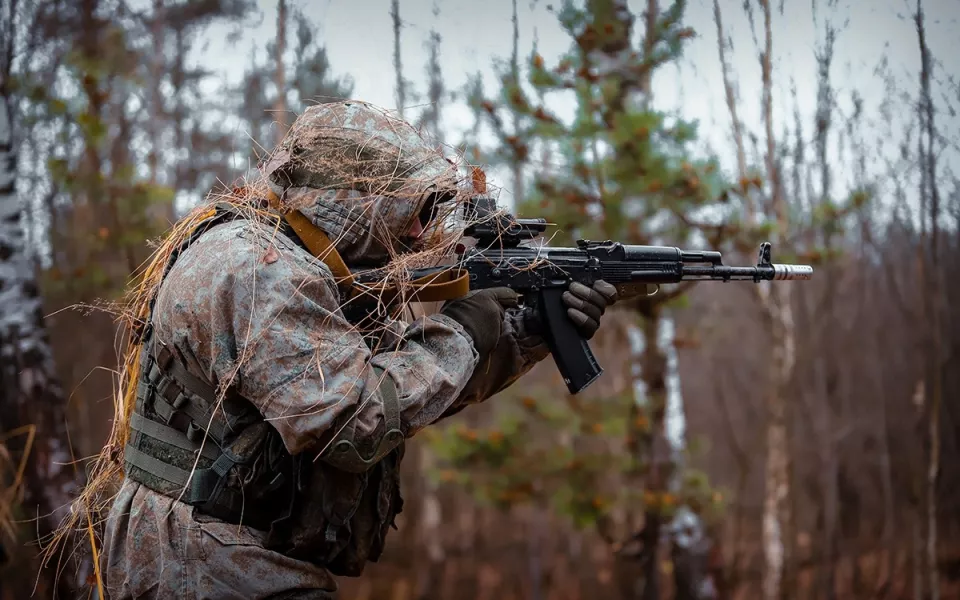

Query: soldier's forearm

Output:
[316, 312, 479, 471]
[436, 307, 549, 420]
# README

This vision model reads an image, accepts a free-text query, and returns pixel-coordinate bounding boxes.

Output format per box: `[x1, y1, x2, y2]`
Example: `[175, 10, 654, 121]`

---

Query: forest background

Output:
[1, 0, 959, 599]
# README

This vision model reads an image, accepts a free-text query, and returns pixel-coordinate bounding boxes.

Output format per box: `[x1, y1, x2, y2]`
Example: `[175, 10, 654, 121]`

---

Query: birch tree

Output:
[440, 1, 729, 597]
[915, 1, 943, 596]
[0, 1, 84, 596]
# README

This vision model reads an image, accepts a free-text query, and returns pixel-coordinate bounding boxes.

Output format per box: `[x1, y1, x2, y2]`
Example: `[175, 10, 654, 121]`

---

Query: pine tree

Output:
[438, 1, 734, 596]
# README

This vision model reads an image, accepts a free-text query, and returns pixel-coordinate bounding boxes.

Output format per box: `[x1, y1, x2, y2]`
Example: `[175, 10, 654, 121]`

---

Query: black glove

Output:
[440, 288, 519, 357]
[561, 280, 618, 339]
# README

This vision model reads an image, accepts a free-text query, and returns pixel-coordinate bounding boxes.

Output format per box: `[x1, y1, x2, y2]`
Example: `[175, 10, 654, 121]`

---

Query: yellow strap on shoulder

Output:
[265, 187, 470, 303]
[265, 189, 355, 291]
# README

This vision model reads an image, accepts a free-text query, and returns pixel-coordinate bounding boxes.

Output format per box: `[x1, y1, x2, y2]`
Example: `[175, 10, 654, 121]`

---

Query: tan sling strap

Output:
[265, 189, 356, 292]
[263, 188, 470, 304]
[352, 266, 471, 304]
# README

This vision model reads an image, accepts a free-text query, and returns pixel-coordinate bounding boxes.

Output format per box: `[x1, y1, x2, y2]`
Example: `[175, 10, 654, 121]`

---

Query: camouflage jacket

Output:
[102, 212, 549, 599]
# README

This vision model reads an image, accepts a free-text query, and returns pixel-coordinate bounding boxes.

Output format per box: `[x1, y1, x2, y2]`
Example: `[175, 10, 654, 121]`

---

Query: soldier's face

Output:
[407, 215, 426, 239]
[395, 191, 449, 255]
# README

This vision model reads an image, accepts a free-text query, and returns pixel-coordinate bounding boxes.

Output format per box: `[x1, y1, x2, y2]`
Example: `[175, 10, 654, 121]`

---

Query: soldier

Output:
[101, 101, 618, 599]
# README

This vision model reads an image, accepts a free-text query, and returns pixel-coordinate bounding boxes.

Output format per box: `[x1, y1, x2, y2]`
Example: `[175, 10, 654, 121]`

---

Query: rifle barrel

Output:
[682, 264, 813, 281]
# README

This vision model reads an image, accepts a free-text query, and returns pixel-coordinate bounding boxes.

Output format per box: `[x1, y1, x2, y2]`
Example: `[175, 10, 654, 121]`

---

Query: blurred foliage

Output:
[430, 0, 733, 538]
[426, 383, 725, 529]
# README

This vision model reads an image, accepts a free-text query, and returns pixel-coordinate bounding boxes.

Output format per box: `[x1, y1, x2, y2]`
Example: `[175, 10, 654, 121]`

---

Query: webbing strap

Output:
[147, 347, 231, 442]
[265, 189, 355, 293]
[129, 412, 220, 461]
[350, 267, 470, 304]
[125, 444, 192, 486]
[155, 345, 219, 405]
[326, 366, 404, 470]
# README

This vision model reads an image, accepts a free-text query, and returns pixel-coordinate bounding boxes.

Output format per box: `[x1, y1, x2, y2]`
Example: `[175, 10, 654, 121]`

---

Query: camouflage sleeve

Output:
[438, 306, 550, 419]
[153, 220, 480, 473]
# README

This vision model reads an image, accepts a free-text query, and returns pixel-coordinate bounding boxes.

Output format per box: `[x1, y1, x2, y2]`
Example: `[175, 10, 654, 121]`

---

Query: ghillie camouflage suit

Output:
[101, 101, 617, 599]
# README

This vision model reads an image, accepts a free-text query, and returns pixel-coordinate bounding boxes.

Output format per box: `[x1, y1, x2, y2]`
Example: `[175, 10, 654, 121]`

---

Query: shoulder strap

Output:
[263, 188, 470, 304]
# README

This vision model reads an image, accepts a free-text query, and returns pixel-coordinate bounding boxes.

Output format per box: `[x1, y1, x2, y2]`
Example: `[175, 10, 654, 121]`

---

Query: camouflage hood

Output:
[261, 101, 461, 267]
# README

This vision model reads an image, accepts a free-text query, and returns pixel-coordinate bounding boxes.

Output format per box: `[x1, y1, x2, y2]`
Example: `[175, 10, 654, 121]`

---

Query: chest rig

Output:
[123, 203, 406, 575]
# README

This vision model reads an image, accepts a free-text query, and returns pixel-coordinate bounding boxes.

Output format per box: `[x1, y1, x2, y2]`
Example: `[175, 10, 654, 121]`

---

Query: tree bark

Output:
[148, 0, 164, 184]
[915, 2, 941, 597]
[0, 77, 82, 600]
[274, 0, 287, 147]
[509, 0, 524, 209]
[712, 0, 749, 219]
[391, 0, 405, 117]
[756, 2, 796, 599]
[812, 17, 838, 598]
[625, 301, 669, 600]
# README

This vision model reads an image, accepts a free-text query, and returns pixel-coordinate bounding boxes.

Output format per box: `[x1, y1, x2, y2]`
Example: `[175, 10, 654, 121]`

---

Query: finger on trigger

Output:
[495, 288, 519, 307]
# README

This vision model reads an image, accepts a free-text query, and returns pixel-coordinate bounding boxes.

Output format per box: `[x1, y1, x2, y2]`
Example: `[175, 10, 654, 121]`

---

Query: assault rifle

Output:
[358, 196, 813, 394]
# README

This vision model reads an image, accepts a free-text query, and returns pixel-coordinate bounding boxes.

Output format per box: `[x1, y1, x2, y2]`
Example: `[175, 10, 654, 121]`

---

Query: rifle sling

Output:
[264, 189, 469, 303]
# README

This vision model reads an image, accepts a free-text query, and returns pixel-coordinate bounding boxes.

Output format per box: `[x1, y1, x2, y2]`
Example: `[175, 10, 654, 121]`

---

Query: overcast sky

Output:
[196, 0, 960, 210]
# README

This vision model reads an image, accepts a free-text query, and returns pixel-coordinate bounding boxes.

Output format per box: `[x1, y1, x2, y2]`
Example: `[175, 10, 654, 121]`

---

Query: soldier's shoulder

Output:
[198, 218, 296, 252]
[197, 218, 323, 266]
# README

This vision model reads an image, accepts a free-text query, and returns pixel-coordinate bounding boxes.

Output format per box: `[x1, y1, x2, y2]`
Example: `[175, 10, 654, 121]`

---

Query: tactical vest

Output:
[123, 206, 405, 577]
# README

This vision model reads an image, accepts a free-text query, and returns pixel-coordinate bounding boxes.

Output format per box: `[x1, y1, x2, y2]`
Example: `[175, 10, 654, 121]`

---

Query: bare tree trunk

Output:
[760, 291, 795, 600]
[391, 0, 406, 117]
[148, 0, 164, 183]
[171, 22, 186, 216]
[274, 0, 287, 147]
[635, 302, 668, 600]
[812, 17, 838, 598]
[913, 498, 925, 600]
[915, 2, 941, 597]
[416, 447, 445, 600]
[756, 2, 796, 599]
[637, 0, 658, 104]
[509, 0, 524, 208]
[0, 80, 82, 600]
[147, 0, 174, 226]
[712, 0, 751, 221]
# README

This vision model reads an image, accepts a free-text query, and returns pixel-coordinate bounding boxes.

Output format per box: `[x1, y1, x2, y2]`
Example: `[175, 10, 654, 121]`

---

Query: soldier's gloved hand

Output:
[440, 288, 519, 357]
[562, 280, 618, 339]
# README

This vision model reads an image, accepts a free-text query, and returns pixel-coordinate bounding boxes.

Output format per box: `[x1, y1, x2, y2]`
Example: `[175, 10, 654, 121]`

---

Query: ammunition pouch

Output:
[124, 338, 292, 532]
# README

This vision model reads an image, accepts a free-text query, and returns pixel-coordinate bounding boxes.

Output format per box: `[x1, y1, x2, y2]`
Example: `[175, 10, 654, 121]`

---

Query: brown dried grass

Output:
[0, 426, 35, 554]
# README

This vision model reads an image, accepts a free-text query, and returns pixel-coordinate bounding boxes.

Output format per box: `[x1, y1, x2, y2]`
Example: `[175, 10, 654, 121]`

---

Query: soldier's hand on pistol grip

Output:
[440, 288, 519, 357]
[561, 280, 619, 339]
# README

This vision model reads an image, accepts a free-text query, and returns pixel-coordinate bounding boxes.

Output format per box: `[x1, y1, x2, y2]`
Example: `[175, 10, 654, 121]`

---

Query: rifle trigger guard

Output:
[647, 284, 660, 297]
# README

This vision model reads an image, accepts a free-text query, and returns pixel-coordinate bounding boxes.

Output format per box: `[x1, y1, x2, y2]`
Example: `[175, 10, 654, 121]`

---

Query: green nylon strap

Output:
[327, 366, 404, 471]
[144, 357, 229, 443]
[124, 444, 193, 487]
[154, 345, 221, 406]
[129, 412, 220, 461]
